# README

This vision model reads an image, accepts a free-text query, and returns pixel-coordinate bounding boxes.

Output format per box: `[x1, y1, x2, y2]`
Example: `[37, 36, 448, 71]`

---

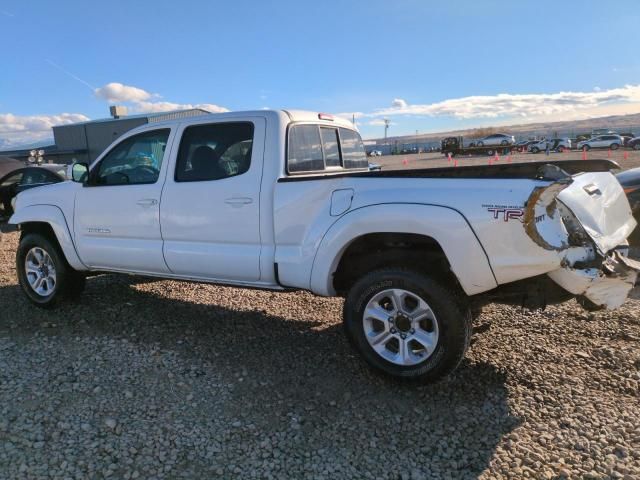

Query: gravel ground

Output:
[0, 232, 639, 480]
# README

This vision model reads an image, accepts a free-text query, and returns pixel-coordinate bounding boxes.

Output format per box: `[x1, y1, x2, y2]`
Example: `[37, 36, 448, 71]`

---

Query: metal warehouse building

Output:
[51, 107, 210, 164]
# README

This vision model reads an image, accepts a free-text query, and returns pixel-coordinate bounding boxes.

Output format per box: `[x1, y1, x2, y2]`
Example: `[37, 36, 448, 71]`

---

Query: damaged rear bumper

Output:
[523, 170, 639, 309]
[547, 251, 640, 309]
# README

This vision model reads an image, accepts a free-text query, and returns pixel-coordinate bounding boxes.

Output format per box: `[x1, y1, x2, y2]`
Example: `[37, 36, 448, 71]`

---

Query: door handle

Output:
[224, 197, 253, 206]
[136, 198, 159, 207]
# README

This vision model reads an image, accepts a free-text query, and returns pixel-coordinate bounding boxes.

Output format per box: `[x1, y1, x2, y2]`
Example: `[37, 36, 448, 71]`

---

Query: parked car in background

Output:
[368, 150, 382, 157]
[0, 165, 65, 221]
[628, 137, 640, 150]
[577, 134, 623, 151]
[616, 167, 640, 247]
[528, 138, 572, 153]
[475, 133, 515, 147]
[621, 135, 634, 147]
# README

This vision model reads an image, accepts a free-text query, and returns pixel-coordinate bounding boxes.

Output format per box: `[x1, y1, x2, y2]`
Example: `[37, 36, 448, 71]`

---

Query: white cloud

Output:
[0, 112, 89, 146]
[94, 82, 153, 103]
[131, 101, 228, 114]
[368, 119, 395, 126]
[94, 82, 228, 115]
[391, 98, 408, 109]
[371, 85, 640, 120]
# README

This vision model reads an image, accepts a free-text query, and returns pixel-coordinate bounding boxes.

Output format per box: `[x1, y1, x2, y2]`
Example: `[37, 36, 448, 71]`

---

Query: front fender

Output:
[9, 205, 86, 271]
[310, 203, 498, 296]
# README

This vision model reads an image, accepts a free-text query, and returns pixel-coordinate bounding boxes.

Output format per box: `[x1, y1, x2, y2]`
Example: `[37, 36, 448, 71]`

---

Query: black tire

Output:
[16, 233, 85, 308]
[610, 143, 619, 150]
[531, 147, 539, 154]
[487, 149, 495, 156]
[583, 145, 591, 151]
[343, 268, 472, 382]
[633, 143, 640, 151]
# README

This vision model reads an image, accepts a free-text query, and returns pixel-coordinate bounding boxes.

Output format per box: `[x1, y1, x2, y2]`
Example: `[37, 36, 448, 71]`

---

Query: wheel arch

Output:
[10, 205, 86, 270]
[309, 203, 498, 297]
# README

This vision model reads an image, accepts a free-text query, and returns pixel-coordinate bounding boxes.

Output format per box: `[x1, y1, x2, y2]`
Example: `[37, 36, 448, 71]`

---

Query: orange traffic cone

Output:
[582, 148, 587, 160]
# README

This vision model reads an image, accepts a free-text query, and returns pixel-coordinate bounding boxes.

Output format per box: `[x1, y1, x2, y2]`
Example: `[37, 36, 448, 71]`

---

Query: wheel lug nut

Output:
[388, 317, 394, 323]
[390, 328, 397, 334]
[410, 329, 415, 334]
[400, 334, 406, 339]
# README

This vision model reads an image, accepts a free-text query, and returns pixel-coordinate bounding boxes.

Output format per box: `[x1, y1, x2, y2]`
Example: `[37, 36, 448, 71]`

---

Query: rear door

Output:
[160, 118, 265, 281]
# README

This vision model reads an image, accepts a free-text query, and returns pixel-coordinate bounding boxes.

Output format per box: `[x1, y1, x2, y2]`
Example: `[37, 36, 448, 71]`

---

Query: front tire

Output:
[16, 233, 85, 308]
[343, 268, 472, 382]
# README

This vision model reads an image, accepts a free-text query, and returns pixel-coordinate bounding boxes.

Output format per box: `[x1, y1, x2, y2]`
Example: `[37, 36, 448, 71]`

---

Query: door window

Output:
[175, 122, 254, 182]
[1, 172, 23, 187]
[93, 129, 170, 186]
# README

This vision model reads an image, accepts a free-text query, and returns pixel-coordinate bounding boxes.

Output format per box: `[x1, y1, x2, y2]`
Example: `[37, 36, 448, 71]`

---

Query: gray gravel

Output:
[0, 232, 639, 479]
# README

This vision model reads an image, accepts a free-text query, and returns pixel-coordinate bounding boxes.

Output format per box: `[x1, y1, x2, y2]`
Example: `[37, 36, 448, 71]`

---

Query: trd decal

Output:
[482, 204, 525, 222]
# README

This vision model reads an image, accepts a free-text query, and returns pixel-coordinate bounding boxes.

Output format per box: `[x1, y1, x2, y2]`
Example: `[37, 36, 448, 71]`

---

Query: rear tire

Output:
[633, 143, 640, 151]
[610, 143, 619, 150]
[343, 268, 472, 382]
[16, 233, 85, 308]
[583, 145, 591, 151]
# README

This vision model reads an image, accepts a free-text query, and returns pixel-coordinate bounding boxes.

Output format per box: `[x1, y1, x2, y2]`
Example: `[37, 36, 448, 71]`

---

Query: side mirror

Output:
[71, 162, 89, 183]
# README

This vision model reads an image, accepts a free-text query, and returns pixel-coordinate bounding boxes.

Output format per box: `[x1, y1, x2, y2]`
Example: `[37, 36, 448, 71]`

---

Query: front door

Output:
[74, 128, 174, 273]
[160, 118, 265, 282]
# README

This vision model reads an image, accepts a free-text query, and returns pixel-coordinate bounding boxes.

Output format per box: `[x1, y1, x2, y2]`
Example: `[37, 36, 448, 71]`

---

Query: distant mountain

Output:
[367, 113, 640, 144]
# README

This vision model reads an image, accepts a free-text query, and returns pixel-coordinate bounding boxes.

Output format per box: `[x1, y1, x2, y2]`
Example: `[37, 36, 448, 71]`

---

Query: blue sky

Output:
[1, 0, 639, 145]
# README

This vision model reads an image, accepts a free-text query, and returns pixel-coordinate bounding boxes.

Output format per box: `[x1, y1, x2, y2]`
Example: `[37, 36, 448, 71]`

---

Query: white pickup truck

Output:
[7, 110, 640, 382]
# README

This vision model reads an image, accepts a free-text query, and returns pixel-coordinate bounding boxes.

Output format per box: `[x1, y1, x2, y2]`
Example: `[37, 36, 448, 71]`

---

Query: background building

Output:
[0, 107, 210, 164]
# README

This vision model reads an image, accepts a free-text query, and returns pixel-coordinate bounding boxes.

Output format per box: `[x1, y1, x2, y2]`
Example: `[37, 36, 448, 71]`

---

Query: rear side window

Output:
[339, 128, 368, 169]
[176, 122, 254, 182]
[320, 128, 341, 167]
[288, 125, 324, 173]
[288, 124, 367, 173]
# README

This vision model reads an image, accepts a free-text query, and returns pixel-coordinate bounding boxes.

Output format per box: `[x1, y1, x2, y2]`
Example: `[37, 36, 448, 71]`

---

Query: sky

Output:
[1, 0, 640, 146]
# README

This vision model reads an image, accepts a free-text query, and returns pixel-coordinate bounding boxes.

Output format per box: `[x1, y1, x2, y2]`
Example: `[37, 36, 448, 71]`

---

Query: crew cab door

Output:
[73, 128, 174, 273]
[159, 118, 265, 282]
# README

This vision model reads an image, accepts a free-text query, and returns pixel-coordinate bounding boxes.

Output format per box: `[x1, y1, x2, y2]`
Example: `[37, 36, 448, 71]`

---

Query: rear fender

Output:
[310, 204, 498, 296]
[9, 205, 86, 271]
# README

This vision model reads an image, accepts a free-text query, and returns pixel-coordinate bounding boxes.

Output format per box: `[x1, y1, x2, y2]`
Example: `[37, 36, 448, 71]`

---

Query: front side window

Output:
[339, 128, 368, 169]
[94, 129, 170, 186]
[176, 122, 254, 182]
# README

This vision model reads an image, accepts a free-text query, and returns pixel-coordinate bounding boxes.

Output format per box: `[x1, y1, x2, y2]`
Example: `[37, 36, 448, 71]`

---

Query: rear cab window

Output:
[287, 124, 368, 174]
